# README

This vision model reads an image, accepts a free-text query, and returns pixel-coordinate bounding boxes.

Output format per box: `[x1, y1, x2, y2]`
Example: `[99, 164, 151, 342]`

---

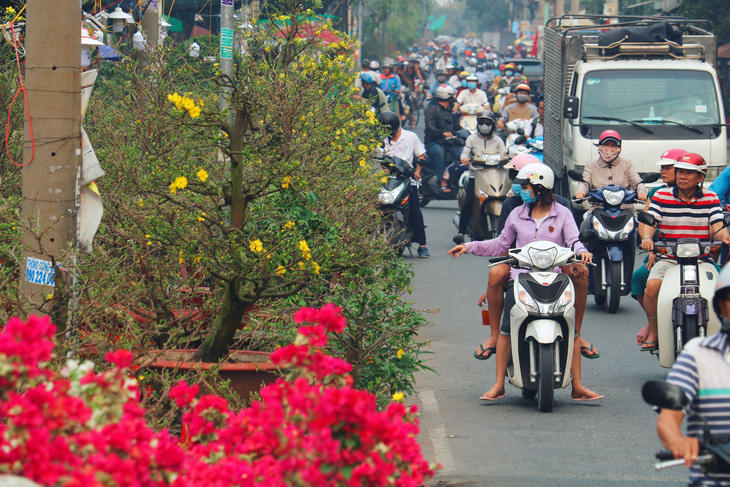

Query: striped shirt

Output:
[667, 333, 730, 486]
[648, 185, 723, 241]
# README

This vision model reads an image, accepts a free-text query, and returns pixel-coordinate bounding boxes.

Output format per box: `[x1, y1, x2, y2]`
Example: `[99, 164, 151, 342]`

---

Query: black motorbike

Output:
[377, 156, 416, 257]
[643, 381, 730, 477]
[419, 129, 468, 207]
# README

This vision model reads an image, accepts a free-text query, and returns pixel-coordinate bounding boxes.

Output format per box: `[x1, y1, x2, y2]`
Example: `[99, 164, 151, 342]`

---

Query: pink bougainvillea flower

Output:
[169, 381, 200, 408]
[105, 349, 134, 369]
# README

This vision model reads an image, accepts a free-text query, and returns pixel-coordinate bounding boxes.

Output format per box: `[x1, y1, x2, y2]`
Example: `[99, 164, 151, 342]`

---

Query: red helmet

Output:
[597, 130, 621, 147]
[674, 152, 707, 175]
[656, 148, 687, 166]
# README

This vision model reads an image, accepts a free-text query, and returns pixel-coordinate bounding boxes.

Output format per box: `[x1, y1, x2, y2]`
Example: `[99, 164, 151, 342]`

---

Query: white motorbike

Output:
[459, 104, 481, 134]
[491, 241, 578, 412]
[638, 211, 728, 367]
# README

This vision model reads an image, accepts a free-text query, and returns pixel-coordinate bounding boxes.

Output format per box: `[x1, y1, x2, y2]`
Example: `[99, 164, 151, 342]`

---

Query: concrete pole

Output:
[140, 0, 161, 48]
[21, 0, 81, 312]
[219, 0, 234, 118]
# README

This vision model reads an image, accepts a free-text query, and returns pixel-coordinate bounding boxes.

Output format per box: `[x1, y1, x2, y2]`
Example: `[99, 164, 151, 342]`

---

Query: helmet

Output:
[446, 60, 459, 70]
[378, 111, 400, 137]
[505, 62, 515, 70]
[369, 60, 380, 69]
[436, 85, 455, 100]
[597, 129, 622, 147]
[476, 110, 496, 124]
[408, 55, 419, 62]
[504, 153, 542, 171]
[397, 55, 406, 62]
[515, 83, 530, 93]
[513, 163, 554, 190]
[360, 72, 375, 85]
[459, 71, 470, 80]
[713, 264, 730, 324]
[656, 148, 687, 166]
[499, 63, 505, 72]
[466, 73, 478, 82]
[467, 57, 478, 66]
[381, 58, 393, 69]
[674, 152, 708, 175]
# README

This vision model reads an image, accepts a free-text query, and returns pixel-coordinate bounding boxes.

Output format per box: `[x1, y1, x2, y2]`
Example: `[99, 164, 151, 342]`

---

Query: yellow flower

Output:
[392, 392, 404, 402]
[397, 349, 404, 359]
[282, 176, 292, 189]
[196, 169, 209, 182]
[192, 252, 203, 264]
[198, 212, 206, 222]
[178, 251, 184, 264]
[169, 176, 188, 194]
[298, 261, 305, 270]
[283, 221, 295, 230]
[138, 198, 144, 206]
[298, 240, 311, 260]
[249, 239, 264, 253]
[275, 265, 286, 275]
[312, 261, 320, 275]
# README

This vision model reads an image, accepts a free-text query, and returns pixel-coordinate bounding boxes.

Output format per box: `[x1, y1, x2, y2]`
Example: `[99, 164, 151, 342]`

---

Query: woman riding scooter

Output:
[448, 164, 603, 402]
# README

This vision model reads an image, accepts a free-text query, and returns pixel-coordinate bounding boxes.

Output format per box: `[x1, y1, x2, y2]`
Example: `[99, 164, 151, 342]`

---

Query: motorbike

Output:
[490, 241, 579, 412]
[526, 135, 544, 162]
[637, 211, 728, 367]
[453, 152, 510, 240]
[459, 104, 481, 134]
[419, 134, 467, 207]
[571, 171, 659, 313]
[643, 380, 730, 476]
[376, 156, 416, 257]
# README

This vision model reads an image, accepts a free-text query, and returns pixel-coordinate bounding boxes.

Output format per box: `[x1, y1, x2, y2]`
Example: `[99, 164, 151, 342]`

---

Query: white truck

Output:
[543, 15, 727, 196]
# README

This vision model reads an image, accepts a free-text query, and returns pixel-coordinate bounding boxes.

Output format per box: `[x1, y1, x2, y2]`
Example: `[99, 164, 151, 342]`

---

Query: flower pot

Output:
[145, 350, 278, 400]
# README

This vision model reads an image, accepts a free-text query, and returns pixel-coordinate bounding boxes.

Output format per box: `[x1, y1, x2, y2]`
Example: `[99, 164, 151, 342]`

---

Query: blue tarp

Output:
[99, 45, 121, 61]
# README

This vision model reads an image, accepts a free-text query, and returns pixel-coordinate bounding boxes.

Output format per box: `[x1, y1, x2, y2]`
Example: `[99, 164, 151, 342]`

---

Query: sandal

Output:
[474, 344, 496, 361]
[640, 341, 658, 352]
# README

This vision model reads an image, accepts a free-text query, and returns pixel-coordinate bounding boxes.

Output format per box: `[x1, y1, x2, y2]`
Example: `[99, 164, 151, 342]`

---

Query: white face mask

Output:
[516, 94, 529, 104]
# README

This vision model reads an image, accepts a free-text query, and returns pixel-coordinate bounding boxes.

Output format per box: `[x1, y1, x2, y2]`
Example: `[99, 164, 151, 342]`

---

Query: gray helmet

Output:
[436, 85, 455, 100]
[476, 110, 496, 125]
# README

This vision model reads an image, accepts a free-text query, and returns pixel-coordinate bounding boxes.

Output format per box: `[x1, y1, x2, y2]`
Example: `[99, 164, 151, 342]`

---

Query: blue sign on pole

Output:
[220, 28, 234, 59]
[25, 257, 55, 286]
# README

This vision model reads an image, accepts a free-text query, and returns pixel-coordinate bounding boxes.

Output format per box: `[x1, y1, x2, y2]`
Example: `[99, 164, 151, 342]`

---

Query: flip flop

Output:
[636, 325, 650, 345]
[580, 344, 600, 359]
[474, 344, 496, 361]
[640, 341, 658, 352]
[571, 392, 604, 402]
[480, 392, 505, 401]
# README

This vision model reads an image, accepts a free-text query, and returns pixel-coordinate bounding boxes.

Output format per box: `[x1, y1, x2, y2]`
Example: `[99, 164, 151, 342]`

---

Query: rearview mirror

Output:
[563, 96, 579, 120]
[638, 211, 656, 227]
[567, 169, 584, 182]
[641, 381, 688, 410]
[514, 135, 527, 145]
[642, 172, 660, 184]
[579, 228, 596, 244]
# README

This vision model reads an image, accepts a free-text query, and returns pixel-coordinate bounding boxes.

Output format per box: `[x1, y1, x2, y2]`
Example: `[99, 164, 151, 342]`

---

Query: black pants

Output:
[409, 185, 427, 246]
[459, 177, 475, 234]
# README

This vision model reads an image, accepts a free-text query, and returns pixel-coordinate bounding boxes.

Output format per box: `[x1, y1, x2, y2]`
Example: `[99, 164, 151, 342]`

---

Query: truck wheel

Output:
[537, 342, 555, 413]
[606, 261, 622, 313]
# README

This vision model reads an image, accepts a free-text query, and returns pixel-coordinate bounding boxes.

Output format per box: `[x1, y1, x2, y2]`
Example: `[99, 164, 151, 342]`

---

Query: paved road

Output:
[399, 113, 687, 485]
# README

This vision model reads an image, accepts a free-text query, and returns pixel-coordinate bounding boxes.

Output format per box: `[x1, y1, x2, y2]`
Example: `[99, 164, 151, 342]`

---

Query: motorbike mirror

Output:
[567, 169, 584, 182]
[516, 128, 525, 136]
[578, 228, 596, 244]
[638, 211, 657, 227]
[641, 381, 688, 410]
[514, 135, 527, 145]
[563, 96, 579, 120]
[642, 172, 661, 184]
[493, 111, 502, 119]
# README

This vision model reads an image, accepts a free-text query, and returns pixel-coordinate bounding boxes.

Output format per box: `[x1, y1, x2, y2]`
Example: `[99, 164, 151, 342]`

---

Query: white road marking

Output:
[418, 389, 455, 472]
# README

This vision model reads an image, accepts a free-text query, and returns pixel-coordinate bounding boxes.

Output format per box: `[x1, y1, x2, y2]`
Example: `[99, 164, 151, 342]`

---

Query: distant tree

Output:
[678, 0, 730, 43]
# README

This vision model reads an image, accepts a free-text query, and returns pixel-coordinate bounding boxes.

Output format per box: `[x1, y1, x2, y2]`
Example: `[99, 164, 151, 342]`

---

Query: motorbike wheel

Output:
[537, 342, 555, 413]
[522, 388, 537, 400]
[594, 294, 606, 306]
[682, 315, 699, 348]
[418, 194, 430, 207]
[605, 261, 622, 313]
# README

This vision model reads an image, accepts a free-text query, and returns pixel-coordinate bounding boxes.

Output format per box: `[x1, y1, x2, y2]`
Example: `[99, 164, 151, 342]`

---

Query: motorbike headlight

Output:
[676, 242, 701, 258]
[483, 154, 502, 165]
[550, 287, 573, 314]
[603, 189, 625, 206]
[378, 189, 396, 205]
[517, 284, 539, 314]
[528, 247, 558, 270]
[616, 218, 634, 239]
[592, 218, 610, 239]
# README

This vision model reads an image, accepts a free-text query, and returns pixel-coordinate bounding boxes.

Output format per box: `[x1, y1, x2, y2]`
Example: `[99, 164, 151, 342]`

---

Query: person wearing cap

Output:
[658, 263, 730, 486]
[633, 149, 683, 346]
[352, 72, 387, 115]
[446, 61, 461, 90]
[639, 153, 730, 351]
[368, 60, 381, 80]
[448, 163, 602, 402]
[424, 84, 458, 192]
[453, 74, 488, 113]
[498, 83, 538, 129]
[435, 50, 452, 72]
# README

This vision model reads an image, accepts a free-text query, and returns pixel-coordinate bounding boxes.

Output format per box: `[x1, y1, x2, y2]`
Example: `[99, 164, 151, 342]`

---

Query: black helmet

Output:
[378, 111, 400, 137]
[476, 110, 496, 125]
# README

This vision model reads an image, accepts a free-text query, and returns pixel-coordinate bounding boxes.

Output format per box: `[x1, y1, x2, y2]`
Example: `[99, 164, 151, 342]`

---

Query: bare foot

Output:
[480, 384, 505, 401]
[636, 325, 649, 344]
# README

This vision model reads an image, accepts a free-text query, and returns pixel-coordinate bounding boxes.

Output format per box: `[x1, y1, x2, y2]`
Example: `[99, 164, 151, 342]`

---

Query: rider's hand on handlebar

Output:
[637, 192, 648, 202]
[575, 191, 587, 200]
[443, 132, 454, 139]
[460, 157, 469, 165]
[447, 244, 467, 258]
[669, 436, 700, 468]
[641, 238, 654, 251]
[578, 252, 593, 265]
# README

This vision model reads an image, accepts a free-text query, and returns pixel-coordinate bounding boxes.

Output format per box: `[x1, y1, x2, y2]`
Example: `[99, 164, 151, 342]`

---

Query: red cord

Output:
[6, 21, 33, 167]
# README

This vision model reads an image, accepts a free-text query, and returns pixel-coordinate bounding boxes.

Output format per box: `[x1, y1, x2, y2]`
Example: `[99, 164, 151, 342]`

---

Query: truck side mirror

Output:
[638, 211, 656, 227]
[567, 169, 584, 182]
[563, 96, 579, 120]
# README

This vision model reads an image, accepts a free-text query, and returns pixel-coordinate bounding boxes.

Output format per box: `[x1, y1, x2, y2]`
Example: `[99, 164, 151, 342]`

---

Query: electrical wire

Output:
[5, 20, 34, 167]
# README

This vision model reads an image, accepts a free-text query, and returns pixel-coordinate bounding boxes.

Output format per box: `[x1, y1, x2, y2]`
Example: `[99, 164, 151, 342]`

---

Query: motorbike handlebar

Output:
[654, 454, 713, 471]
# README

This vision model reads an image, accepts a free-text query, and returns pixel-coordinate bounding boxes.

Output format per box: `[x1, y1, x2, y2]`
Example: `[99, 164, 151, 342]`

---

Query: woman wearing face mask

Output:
[449, 164, 602, 402]
[453, 111, 506, 243]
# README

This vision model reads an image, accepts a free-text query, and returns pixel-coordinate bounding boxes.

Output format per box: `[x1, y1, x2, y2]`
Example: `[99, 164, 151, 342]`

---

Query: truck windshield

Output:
[580, 69, 721, 126]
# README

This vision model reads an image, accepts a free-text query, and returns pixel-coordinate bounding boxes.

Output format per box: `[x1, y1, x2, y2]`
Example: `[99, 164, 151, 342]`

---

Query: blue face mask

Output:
[512, 183, 522, 195]
[520, 188, 537, 204]
[505, 70, 514, 77]
[467, 82, 477, 90]
[461, 80, 468, 87]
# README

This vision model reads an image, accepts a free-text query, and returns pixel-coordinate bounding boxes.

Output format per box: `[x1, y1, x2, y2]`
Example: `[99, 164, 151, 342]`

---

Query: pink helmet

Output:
[504, 153, 542, 171]
[597, 129, 621, 147]
[674, 152, 707, 175]
[656, 148, 687, 166]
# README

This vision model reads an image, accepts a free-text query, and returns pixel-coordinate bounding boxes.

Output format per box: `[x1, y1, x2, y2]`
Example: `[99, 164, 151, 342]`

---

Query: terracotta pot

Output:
[145, 350, 279, 400]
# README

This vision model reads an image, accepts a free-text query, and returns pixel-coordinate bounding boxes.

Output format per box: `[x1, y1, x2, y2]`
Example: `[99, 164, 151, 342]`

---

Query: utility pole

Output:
[20, 0, 81, 314]
[219, 0, 234, 118]
[140, 0, 161, 48]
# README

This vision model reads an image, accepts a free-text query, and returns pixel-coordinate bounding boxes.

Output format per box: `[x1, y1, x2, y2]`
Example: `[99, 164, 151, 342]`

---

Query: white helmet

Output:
[713, 264, 730, 328]
[369, 60, 380, 69]
[513, 163, 554, 190]
[436, 85, 455, 100]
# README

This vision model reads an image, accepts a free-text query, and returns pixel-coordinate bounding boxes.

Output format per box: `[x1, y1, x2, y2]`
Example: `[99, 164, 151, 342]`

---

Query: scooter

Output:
[376, 156, 416, 257]
[459, 104, 481, 134]
[526, 135, 544, 162]
[419, 135, 467, 207]
[490, 241, 578, 412]
[643, 380, 730, 475]
[637, 211, 727, 367]
[453, 153, 510, 240]
[571, 171, 659, 313]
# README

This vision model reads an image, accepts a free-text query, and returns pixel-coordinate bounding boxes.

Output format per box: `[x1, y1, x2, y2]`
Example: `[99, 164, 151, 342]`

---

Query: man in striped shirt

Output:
[658, 265, 730, 486]
[638, 153, 730, 351]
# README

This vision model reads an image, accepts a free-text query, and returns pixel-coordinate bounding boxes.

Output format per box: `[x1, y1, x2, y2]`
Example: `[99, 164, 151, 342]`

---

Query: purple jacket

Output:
[465, 201, 587, 280]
